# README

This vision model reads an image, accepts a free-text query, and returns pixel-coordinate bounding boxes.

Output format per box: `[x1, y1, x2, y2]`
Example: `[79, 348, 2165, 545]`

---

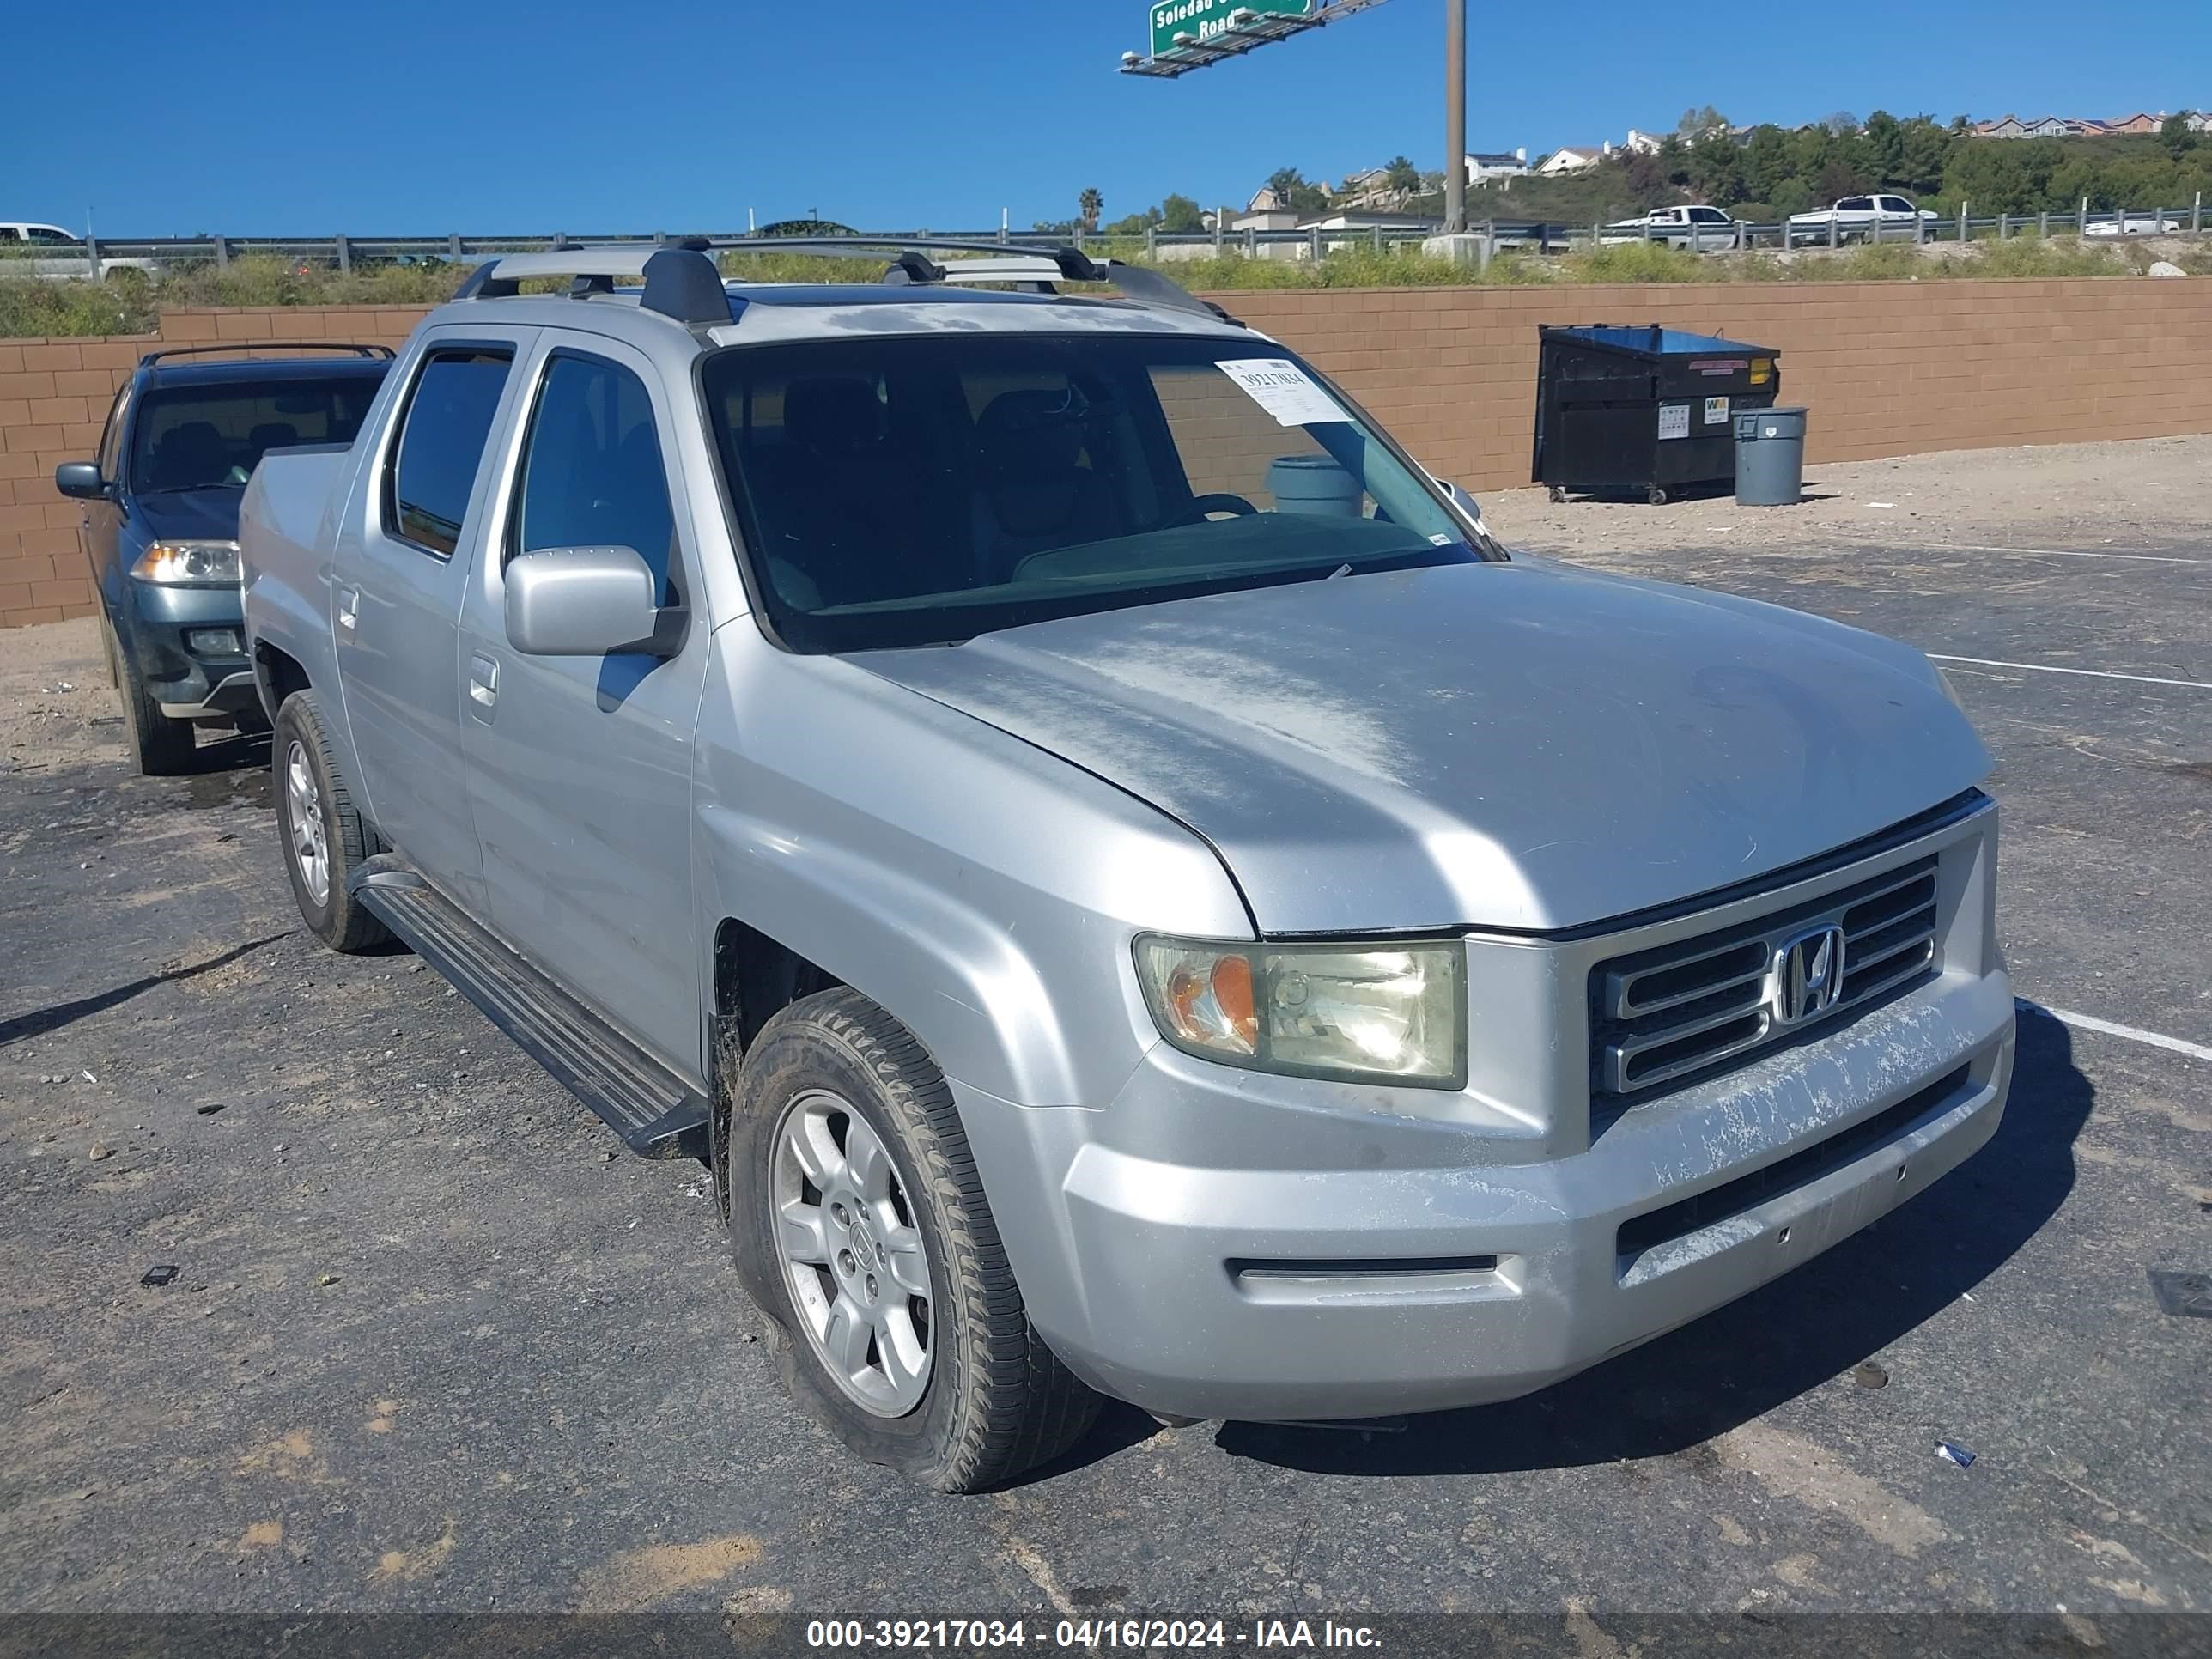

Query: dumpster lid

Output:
[1547, 325, 1774, 357]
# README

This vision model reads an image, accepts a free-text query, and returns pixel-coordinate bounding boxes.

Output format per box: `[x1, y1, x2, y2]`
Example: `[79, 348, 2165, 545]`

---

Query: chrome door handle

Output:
[336, 585, 359, 631]
[468, 653, 499, 710]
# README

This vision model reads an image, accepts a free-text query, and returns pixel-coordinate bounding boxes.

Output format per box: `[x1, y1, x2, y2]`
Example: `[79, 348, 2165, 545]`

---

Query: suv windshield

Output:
[131, 376, 385, 494]
[702, 333, 1492, 652]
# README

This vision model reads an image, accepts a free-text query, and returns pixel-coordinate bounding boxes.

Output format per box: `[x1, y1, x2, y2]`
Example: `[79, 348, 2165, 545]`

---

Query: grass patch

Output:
[2, 237, 2197, 336]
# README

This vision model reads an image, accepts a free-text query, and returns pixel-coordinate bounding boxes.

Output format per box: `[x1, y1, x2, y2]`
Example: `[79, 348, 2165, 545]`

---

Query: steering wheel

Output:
[1170, 493, 1259, 526]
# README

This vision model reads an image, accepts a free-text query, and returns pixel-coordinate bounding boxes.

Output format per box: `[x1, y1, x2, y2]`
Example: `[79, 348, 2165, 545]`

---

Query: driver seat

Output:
[969, 389, 1126, 580]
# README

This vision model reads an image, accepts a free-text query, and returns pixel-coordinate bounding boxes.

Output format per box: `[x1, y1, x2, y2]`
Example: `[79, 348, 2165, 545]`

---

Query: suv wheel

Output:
[728, 988, 1101, 1492]
[271, 691, 390, 952]
[109, 615, 195, 775]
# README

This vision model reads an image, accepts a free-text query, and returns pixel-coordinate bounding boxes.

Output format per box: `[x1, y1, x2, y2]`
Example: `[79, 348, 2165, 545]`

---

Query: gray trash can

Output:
[1735, 407, 1807, 506]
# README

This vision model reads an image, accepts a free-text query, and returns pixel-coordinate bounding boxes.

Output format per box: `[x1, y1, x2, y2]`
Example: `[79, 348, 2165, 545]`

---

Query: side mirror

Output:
[54, 462, 107, 501]
[505, 546, 681, 658]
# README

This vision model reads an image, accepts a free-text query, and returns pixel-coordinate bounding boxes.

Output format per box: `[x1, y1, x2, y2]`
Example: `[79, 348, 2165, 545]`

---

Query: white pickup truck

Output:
[0, 222, 158, 280]
[1787, 195, 1939, 246]
[1601, 204, 1737, 248]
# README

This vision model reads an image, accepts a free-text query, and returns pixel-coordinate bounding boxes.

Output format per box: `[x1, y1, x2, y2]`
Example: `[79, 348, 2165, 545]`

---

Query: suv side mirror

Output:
[54, 462, 107, 501]
[505, 546, 682, 658]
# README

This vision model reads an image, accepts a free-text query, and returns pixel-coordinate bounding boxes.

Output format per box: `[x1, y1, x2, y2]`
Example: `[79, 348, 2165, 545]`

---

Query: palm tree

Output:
[1078, 188, 1103, 233]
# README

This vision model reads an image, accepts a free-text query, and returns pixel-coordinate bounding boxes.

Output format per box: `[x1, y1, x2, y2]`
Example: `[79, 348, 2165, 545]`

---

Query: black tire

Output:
[271, 690, 390, 953]
[110, 615, 195, 775]
[728, 988, 1100, 1492]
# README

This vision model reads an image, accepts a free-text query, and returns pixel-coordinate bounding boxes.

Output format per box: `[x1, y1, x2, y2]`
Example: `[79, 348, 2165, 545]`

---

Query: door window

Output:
[385, 348, 514, 557]
[511, 353, 679, 602]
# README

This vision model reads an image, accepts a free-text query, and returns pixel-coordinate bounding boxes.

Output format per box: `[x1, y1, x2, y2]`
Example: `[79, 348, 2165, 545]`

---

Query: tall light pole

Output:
[1443, 0, 1466, 231]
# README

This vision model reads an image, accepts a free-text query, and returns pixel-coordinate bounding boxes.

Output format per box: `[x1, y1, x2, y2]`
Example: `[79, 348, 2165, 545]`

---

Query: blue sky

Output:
[12, 0, 2210, 235]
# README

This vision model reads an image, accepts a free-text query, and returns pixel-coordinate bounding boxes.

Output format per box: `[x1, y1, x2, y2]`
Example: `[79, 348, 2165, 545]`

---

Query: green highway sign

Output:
[1148, 0, 1310, 58]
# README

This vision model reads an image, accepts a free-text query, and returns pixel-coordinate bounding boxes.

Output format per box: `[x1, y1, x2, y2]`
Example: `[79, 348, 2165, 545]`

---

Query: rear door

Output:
[334, 325, 535, 916]
[454, 334, 708, 1072]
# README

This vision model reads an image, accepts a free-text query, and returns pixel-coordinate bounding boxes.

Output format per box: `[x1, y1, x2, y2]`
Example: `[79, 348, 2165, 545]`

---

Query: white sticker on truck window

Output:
[1705, 395, 1731, 425]
[1657, 403, 1691, 441]
[1218, 359, 1350, 427]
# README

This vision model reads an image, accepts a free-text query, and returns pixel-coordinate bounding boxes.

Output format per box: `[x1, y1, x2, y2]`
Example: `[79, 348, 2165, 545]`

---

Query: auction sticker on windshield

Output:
[1218, 359, 1350, 427]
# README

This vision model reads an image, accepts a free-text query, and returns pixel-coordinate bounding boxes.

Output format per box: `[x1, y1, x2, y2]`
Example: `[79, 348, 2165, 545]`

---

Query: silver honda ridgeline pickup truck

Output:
[240, 240, 2013, 1492]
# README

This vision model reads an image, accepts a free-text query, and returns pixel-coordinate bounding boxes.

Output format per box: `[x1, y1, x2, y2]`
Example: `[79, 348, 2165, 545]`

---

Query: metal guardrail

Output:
[2, 204, 2205, 279]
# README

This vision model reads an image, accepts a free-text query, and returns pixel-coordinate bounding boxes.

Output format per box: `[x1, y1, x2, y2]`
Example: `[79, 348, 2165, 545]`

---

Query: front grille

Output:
[1590, 855, 1942, 1103]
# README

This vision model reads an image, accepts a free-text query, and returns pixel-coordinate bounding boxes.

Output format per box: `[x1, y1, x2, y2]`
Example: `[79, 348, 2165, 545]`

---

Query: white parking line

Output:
[1929, 654, 2212, 691]
[2022, 1001, 2212, 1065]
[1878, 541, 2208, 566]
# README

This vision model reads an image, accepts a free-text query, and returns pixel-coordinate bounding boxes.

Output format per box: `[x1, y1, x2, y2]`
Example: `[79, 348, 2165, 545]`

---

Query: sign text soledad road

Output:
[1150, 0, 1310, 57]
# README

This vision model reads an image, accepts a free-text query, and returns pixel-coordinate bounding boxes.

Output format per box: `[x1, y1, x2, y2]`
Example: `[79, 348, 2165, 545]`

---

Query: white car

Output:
[0, 221, 157, 279]
[2082, 213, 2182, 238]
[1601, 204, 1737, 248]
[1788, 194, 1939, 246]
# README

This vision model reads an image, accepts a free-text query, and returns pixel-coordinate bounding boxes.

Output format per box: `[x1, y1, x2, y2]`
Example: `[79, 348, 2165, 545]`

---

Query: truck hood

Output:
[855, 559, 1990, 935]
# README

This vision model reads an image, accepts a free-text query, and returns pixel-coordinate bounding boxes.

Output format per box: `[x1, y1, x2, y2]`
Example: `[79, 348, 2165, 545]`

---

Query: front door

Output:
[82, 382, 131, 617]
[456, 336, 708, 1076]
[333, 326, 534, 915]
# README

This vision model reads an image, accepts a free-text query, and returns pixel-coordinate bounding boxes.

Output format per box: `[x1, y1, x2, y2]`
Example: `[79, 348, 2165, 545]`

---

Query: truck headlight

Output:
[132, 540, 241, 585]
[1134, 935, 1465, 1088]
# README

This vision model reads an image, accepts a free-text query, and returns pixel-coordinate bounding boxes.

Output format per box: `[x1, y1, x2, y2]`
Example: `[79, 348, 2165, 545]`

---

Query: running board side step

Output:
[348, 856, 708, 1159]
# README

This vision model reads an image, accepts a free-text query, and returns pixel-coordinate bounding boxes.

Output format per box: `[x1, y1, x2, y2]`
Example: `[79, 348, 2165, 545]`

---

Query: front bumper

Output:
[956, 801, 2012, 1423]
[119, 580, 255, 719]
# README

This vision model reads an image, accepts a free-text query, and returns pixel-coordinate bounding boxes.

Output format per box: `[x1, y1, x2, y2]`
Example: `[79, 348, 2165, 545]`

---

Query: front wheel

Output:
[109, 615, 195, 775]
[729, 988, 1101, 1492]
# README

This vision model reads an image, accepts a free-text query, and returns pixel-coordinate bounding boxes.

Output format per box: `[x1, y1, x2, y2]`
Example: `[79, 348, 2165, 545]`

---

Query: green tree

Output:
[1077, 188, 1103, 233]
[1861, 111, 1905, 185]
[1384, 155, 1422, 196]
[2163, 113, 2197, 158]
[1264, 167, 1329, 213]
[1160, 193, 1205, 233]
[1742, 125, 1794, 202]
[1676, 104, 1729, 137]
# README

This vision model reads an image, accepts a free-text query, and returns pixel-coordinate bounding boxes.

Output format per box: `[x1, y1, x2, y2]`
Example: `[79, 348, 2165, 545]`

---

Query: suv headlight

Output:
[132, 540, 241, 585]
[1133, 935, 1465, 1088]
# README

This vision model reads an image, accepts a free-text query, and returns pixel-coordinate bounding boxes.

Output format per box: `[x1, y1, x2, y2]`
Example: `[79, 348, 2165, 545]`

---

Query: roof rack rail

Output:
[452, 235, 1238, 326]
[138, 343, 397, 367]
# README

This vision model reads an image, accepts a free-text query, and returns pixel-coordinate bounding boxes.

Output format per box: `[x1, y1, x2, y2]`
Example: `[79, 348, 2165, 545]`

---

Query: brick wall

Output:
[3, 280, 2208, 629]
[1217, 277, 2212, 496]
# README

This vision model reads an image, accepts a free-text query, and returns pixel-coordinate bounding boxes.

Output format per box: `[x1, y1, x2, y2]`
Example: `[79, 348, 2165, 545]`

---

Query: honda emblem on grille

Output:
[1771, 926, 1847, 1026]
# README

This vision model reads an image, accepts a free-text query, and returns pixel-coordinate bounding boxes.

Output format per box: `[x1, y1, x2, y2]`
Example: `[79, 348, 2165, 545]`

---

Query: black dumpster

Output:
[1532, 325, 1783, 504]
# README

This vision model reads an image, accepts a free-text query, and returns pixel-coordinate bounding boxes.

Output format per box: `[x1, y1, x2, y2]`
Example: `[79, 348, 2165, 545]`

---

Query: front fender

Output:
[695, 631, 1254, 1109]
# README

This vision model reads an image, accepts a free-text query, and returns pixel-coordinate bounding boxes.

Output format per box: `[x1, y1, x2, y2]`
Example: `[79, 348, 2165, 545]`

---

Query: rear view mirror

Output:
[505, 546, 680, 657]
[54, 461, 107, 501]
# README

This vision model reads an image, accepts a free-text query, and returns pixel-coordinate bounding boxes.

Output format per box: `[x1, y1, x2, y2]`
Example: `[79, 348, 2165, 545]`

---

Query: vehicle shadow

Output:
[0, 931, 295, 1048]
[1208, 1009, 2088, 1478]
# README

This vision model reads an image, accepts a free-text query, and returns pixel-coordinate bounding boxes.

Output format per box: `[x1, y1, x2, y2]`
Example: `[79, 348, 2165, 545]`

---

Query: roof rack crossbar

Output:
[454, 240, 730, 325]
[137, 343, 396, 367]
[718, 237, 1228, 319]
[453, 235, 1231, 325]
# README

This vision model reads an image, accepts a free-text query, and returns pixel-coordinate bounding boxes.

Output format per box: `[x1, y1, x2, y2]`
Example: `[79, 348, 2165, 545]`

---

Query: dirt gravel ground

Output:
[1, 437, 2208, 1650]
[1482, 431, 2212, 562]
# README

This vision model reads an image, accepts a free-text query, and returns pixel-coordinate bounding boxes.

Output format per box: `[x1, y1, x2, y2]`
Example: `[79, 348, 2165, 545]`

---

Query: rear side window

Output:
[511, 353, 678, 602]
[386, 348, 513, 557]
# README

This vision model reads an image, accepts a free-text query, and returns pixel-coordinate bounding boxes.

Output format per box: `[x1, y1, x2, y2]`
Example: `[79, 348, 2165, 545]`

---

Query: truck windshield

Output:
[701, 333, 1493, 652]
[131, 376, 385, 494]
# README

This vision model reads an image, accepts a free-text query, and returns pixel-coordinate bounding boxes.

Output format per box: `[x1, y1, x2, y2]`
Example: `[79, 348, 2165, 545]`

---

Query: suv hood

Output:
[857, 560, 1990, 934]
[137, 487, 244, 542]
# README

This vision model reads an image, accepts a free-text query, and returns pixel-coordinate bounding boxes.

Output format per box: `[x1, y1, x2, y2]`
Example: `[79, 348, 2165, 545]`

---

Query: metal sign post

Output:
[1443, 0, 1465, 232]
